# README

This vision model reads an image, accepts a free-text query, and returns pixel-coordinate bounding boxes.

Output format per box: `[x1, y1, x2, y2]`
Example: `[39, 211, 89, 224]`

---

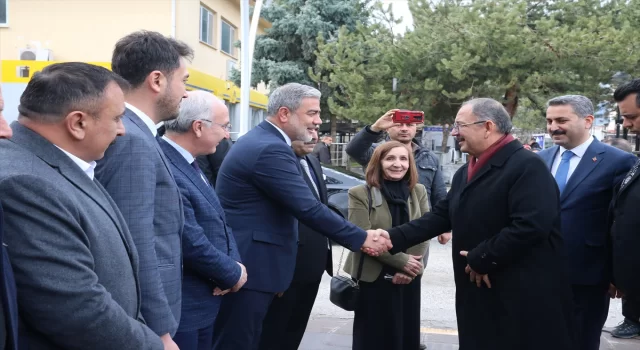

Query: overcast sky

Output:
[380, 0, 414, 34]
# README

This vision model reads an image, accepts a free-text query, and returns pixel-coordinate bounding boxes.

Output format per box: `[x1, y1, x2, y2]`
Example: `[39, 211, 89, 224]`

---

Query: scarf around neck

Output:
[467, 134, 515, 182]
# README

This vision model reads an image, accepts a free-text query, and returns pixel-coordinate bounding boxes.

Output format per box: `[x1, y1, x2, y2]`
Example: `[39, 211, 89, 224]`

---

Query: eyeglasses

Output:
[452, 120, 486, 132]
[199, 119, 232, 131]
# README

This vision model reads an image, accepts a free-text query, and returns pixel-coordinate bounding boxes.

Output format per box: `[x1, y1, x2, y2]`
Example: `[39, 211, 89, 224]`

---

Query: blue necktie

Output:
[555, 150, 574, 194]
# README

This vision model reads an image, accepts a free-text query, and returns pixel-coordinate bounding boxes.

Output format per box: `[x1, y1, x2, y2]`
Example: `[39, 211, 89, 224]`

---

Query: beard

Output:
[157, 88, 181, 122]
[289, 113, 315, 142]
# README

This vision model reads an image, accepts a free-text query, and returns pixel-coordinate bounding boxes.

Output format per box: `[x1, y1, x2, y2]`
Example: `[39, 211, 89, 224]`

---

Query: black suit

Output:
[611, 158, 640, 308]
[258, 155, 332, 350]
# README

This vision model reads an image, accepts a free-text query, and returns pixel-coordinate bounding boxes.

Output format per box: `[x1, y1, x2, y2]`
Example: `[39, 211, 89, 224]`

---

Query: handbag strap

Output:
[354, 186, 373, 281]
[336, 185, 373, 280]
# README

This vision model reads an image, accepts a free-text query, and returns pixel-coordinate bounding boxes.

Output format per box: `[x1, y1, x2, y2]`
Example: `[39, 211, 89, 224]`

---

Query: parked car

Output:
[321, 164, 365, 219]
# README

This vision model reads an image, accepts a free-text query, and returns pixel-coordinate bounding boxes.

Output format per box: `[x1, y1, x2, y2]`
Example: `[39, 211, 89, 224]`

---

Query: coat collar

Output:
[559, 139, 606, 201]
[158, 138, 225, 218]
[7, 122, 127, 239]
[462, 139, 522, 190]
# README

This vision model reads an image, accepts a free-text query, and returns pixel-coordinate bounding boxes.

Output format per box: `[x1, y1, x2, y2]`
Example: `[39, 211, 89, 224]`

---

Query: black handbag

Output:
[329, 186, 372, 311]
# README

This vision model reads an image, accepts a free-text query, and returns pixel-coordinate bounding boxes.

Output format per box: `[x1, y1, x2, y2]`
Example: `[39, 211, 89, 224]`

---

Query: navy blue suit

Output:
[538, 138, 636, 350]
[158, 139, 242, 350]
[212, 121, 367, 350]
[0, 204, 19, 350]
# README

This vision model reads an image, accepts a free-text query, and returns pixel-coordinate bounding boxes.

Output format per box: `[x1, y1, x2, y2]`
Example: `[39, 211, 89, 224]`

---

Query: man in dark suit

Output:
[158, 91, 247, 350]
[211, 83, 392, 350]
[312, 135, 332, 164]
[0, 85, 18, 350]
[385, 98, 575, 350]
[537, 95, 636, 350]
[95, 31, 193, 349]
[0, 63, 164, 349]
[258, 138, 333, 350]
[197, 137, 232, 188]
[610, 79, 640, 339]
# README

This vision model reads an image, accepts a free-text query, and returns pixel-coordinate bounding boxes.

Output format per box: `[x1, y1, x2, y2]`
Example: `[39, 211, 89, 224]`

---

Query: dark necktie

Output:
[191, 160, 210, 186]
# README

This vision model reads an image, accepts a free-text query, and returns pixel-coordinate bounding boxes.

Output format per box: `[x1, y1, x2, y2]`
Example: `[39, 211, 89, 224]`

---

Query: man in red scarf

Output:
[385, 98, 575, 350]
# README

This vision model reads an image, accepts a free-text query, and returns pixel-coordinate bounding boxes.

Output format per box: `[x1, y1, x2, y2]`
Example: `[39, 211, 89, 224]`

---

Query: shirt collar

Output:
[560, 136, 594, 158]
[126, 102, 158, 137]
[162, 136, 195, 164]
[54, 146, 97, 180]
[266, 119, 292, 146]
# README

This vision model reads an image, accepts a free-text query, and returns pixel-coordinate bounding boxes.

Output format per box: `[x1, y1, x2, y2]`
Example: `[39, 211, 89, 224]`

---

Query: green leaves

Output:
[314, 0, 640, 131]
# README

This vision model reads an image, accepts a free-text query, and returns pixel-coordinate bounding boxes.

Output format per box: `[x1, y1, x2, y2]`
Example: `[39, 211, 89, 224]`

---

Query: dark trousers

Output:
[174, 324, 214, 350]
[258, 280, 321, 350]
[622, 293, 640, 323]
[571, 284, 610, 350]
[353, 273, 422, 350]
[212, 289, 275, 350]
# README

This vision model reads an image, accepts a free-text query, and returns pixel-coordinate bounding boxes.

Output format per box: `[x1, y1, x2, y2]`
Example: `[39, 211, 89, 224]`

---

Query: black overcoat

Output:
[388, 140, 575, 350]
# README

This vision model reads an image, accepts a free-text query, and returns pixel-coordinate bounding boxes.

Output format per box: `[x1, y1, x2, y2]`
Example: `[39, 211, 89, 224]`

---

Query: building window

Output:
[200, 5, 215, 46]
[0, 0, 8, 25]
[221, 20, 236, 56]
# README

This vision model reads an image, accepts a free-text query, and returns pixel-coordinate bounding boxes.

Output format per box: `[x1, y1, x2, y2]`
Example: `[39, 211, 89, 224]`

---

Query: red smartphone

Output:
[393, 110, 424, 124]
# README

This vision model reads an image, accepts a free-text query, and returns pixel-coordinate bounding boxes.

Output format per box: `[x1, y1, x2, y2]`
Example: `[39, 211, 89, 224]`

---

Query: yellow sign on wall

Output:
[0, 60, 268, 109]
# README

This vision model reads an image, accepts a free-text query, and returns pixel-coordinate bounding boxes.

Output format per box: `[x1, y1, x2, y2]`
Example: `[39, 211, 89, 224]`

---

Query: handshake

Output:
[361, 229, 393, 256]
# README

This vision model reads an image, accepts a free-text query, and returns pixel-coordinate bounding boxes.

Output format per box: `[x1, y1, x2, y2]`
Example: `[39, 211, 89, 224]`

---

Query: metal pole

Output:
[238, 0, 264, 139]
[239, 0, 251, 139]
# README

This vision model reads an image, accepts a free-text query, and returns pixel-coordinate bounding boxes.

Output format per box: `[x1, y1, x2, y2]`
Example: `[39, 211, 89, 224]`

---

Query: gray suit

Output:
[0, 123, 163, 350]
[95, 108, 184, 336]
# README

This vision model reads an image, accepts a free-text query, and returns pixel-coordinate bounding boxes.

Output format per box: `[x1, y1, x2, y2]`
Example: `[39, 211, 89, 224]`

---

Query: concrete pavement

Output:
[299, 239, 639, 349]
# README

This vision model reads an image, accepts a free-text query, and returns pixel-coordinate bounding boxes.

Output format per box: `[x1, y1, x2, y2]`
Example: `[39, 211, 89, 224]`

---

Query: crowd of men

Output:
[0, 28, 639, 350]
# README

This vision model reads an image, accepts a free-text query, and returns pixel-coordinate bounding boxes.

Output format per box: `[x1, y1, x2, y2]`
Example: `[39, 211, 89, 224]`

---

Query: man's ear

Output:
[277, 107, 290, 124]
[65, 111, 90, 141]
[146, 71, 165, 94]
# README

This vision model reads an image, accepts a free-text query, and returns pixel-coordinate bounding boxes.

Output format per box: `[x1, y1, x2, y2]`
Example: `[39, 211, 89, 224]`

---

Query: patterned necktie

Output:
[555, 150, 574, 194]
[191, 161, 210, 186]
[300, 158, 319, 197]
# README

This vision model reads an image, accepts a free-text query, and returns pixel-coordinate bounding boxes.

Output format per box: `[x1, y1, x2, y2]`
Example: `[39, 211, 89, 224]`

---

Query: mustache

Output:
[551, 130, 566, 136]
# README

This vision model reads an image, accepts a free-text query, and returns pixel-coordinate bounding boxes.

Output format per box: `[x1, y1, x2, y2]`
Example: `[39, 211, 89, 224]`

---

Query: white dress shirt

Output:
[126, 102, 158, 137]
[162, 136, 209, 185]
[551, 136, 594, 181]
[266, 119, 292, 146]
[55, 146, 97, 180]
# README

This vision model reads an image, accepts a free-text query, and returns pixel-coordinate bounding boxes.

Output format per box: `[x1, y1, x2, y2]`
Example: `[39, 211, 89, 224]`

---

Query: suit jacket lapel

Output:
[561, 141, 604, 201]
[306, 155, 328, 203]
[299, 157, 320, 201]
[125, 109, 177, 182]
[8, 123, 127, 240]
[543, 146, 559, 170]
[158, 139, 226, 218]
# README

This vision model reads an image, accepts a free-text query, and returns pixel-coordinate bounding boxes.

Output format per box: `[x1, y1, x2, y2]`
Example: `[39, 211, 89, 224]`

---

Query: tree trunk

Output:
[503, 84, 520, 119]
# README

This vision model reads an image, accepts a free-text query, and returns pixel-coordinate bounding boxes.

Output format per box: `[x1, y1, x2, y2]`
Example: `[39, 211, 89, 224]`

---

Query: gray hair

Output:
[266, 83, 321, 117]
[604, 137, 634, 153]
[546, 95, 594, 118]
[462, 98, 513, 134]
[164, 90, 219, 133]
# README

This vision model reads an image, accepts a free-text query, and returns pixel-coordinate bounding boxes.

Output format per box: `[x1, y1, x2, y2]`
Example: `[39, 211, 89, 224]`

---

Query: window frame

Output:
[220, 19, 237, 57]
[0, 0, 9, 27]
[199, 4, 216, 47]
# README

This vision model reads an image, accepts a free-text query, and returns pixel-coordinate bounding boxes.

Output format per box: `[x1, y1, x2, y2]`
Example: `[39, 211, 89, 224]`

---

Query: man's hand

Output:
[361, 229, 392, 256]
[213, 262, 248, 296]
[231, 262, 248, 292]
[460, 251, 491, 288]
[391, 272, 413, 285]
[609, 283, 624, 299]
[370, 109, 399, 133]
[402, 254, 423, 277]
[438, 232, 452, 245]
[161, 333, 179, 350]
